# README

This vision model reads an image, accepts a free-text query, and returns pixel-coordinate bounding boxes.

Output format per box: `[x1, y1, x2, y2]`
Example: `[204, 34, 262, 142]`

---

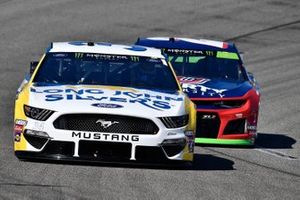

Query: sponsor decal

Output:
[86, 54, 128, 60]
[92, 103, 123, 109]
[72, 132, 139, 142]
[14, 119, 26, 142]
[164, 48, 205, 56]
[15, 119, 27, 126]
[247, 125, 257, 131]
[14, 125, 23, 132]
[202, 114, 217, 120]
[31, 88, 183, 111]
[96, 119, 119, 129]
[15, 132, 21, 142]
[53, 53, 68, 57]
[188, 140, 194, 153]
[130, 56, 140, 62]
[185, 131, 195, 153]
[182, 83, 227, 98]
[75, 53, 84, 58]
[167, 132, 177, 136]
[164, 48, 239, 60]
[178, 76, 210, 84]
[235, 113, 243, 118]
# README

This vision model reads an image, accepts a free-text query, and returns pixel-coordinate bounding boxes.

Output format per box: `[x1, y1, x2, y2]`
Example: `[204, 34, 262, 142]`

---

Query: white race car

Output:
[14, 41, 196, 164]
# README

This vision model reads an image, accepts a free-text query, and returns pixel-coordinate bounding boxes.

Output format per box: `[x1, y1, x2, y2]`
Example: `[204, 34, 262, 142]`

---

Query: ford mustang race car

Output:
[136, 37, 260, 145]
[14, 41, 196, 163]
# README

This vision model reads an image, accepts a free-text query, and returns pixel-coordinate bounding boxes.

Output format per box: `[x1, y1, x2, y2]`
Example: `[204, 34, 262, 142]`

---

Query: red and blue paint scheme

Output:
[136, 37, 260, 145]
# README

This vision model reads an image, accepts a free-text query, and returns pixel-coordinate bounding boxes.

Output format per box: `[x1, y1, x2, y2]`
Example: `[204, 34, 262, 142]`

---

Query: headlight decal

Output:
[23, 105, 55, 121]
[160, 114, 189, 128]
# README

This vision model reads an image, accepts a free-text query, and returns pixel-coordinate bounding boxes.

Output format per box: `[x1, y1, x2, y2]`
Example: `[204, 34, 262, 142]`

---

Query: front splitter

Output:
[14, 151, 189, 165]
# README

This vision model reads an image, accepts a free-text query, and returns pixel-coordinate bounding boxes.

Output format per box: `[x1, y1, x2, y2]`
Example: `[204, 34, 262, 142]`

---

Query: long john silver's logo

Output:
[96, 119, 119, 129]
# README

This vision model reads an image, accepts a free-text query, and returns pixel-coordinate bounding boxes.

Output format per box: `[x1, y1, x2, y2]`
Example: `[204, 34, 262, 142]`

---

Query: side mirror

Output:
[247, 72, 256, 85]
[247, 72, 254, 80]
[247, 72, 260, 92]
[239, 52, 244, 62]
[30, 61, 39, 75]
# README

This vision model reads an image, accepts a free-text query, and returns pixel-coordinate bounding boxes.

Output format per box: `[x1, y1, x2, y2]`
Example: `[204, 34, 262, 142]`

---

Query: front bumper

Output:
[192, 97, 259, 146]
[14, 114, 194, 162]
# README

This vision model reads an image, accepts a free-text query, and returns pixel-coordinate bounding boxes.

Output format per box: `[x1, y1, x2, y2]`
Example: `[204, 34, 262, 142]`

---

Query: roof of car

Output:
[47, 41, 165, 58]
[136, 37, 238, 53]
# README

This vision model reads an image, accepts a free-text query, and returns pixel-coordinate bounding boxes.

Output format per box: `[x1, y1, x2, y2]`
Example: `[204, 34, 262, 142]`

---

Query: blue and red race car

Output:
[136, 37, 260, 145]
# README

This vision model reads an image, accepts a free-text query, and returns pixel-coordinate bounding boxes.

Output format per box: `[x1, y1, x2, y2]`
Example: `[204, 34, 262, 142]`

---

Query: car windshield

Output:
[33, 52, 179, 92]
[166, 49, 246, 81]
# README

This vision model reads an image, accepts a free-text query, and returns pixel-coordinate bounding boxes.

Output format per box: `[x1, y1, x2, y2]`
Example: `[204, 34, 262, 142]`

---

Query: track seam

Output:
[0, 182, 66, 188]
[255, 146, 298, 160]
[225, 19, 300, 41]
[204, 147, 300, 178]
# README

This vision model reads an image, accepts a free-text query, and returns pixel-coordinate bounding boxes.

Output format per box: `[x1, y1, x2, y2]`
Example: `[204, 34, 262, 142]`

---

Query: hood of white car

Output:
[27, 84, 187, 117]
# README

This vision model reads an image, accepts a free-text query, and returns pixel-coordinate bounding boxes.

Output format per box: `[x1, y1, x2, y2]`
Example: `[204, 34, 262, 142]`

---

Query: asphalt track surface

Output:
[0, 0, 300, 199]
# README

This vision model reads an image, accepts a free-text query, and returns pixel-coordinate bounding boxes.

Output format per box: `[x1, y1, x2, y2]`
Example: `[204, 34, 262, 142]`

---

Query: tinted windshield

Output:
[33, 53, 179, 91]
[165, 49, 246, 81]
